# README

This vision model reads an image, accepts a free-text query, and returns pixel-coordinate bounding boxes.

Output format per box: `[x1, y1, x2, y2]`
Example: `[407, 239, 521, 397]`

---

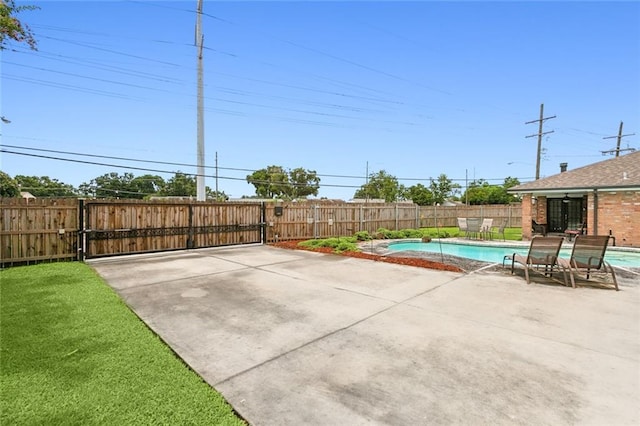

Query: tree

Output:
[353, 170, 405, 203]
[14, 175, 77, 197]
[429, 174, 459, 204]
[462, 178, 519, 205]
[0, 171, 19, 197]
[79, 172, 142, 199]
[246, 165, 320, 199]
[503, 176, 520, 190]
[285, 167, 320, 199]
[130, 174, 165, 196]
[160, 172, 196, 197]
[405, 183, 434, 206]
[1, 0, 38, 50]
[209, 190, 229, 201]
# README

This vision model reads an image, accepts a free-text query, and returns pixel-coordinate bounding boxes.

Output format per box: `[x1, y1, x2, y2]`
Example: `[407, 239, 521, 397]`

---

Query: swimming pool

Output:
[387, 240, 640, 268]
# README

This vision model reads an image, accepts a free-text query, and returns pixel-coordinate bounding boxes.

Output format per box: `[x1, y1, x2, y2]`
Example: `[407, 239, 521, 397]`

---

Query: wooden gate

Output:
[83, 200, 264, 258]
[0, 198, 79, 267]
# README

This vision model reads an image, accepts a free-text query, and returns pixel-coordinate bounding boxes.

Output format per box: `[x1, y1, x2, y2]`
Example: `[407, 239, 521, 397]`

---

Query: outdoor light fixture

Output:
[562, 193, 570, 203]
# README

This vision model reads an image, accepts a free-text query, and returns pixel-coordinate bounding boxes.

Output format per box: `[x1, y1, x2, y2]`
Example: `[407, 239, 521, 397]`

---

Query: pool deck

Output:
[89, 244, 640, 425]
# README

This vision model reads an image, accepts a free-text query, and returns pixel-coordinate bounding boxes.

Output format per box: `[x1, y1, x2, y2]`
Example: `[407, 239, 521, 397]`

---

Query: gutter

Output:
[508, 186, 640, 195]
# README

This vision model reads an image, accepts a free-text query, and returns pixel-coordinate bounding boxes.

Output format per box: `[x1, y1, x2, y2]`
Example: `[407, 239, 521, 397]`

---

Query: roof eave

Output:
[508, 184, 640, 194]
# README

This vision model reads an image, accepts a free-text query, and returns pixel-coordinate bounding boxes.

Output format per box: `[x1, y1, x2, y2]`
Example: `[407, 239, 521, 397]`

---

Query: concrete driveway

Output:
[89, 245, 640, 425]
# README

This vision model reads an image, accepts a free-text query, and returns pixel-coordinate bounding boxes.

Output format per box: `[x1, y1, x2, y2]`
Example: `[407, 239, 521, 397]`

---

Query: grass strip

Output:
[420, 226, 523, 241]
[0, 262, 245, 425]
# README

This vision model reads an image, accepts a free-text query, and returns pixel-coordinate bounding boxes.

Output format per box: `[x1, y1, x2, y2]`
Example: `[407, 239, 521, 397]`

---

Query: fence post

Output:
[395, 203, 399, 230]
[261, 202, 267, 243]
[314, 205, 319, 239]
[187, 204, 194, 249]
[78, 199, 85, 261]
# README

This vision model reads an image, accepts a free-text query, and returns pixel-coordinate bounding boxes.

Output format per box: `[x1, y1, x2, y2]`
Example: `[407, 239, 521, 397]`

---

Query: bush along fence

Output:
[0, 198, 522, 266]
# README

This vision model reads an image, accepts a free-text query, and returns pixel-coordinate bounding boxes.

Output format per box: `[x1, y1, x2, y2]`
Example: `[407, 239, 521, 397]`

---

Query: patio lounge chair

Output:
[457, 217, 468, 237]
[491, 219, 508, 241]
[558, 235, 618, 290]
[466, 218, 482, 239]
[532, 220, 547, 236]
[564, 221, 586, 242]
[505, 236, 566, 285]
[480, 218, 493, 240]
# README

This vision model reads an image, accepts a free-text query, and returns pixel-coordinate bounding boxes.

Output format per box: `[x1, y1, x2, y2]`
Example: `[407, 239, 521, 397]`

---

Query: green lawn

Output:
[0, 262, 245, 425]
[420, 227, 523, 241]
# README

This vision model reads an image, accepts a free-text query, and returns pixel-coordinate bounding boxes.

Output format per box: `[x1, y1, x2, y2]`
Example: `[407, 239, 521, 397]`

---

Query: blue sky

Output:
[1, 0, 639, 200]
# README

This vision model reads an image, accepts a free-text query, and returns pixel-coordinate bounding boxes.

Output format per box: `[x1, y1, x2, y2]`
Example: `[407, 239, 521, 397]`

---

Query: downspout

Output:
[592, 189, 598, 236]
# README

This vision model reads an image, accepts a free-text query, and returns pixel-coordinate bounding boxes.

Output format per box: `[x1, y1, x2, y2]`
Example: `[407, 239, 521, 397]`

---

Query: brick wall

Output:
[522, 195, 532, 240]
[522, 195, 548, 240]
[596, 191, 640, 247]
[521, 191, 639, 247]
[535, 196, 548, 225]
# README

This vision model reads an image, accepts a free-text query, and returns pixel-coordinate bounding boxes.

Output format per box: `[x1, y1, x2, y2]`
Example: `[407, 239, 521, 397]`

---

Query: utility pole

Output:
[195, 0, 206, 201]
[215, 151, 219, 196]
[465, 169, 468, 206]
[525, 103, 556, 180]
[601, 121, 635, 157]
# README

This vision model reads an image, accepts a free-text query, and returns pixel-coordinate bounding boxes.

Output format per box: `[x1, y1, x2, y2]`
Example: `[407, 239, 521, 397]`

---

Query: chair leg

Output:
[604, 261, 619, 291]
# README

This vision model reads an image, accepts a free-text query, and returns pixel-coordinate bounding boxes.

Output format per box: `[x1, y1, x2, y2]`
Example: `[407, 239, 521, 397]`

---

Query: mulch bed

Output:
[270, 240, 465, 273]
[271, 240, 639, 282]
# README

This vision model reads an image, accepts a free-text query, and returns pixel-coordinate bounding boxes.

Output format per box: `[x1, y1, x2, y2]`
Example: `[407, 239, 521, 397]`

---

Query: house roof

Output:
[509, 151, 640, 193]
[20, 191, 36, 199]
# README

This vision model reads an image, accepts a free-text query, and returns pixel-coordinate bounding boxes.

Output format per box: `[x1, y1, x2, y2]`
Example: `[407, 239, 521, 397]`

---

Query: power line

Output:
[39, 35, 182, 67]
[0, 149, 363, 189]
[0, 143, 363, 179]
[1, 145, 533, 186]
[3, 74, 145, 101]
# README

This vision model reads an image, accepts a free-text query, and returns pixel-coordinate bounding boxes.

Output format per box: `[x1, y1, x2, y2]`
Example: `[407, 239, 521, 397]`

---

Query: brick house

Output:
[508, 151, 640, 247]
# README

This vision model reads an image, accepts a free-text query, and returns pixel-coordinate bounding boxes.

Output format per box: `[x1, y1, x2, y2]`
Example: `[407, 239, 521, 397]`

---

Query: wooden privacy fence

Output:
[1, 198, 79, 266]
[1, 198, 522, 266]
[263, 202, 522, 241]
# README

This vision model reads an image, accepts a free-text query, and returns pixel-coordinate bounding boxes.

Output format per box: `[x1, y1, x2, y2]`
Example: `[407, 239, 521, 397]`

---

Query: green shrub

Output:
[334, 240, 357, 253]
[376, 228, 405, 239]
[354, 231, 372, 241]
[400, 229, 424, 238]
[298, 237, 359, 253]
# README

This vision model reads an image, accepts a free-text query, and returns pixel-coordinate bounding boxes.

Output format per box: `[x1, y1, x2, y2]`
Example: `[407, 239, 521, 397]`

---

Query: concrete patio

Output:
[89, 244, 640, 425]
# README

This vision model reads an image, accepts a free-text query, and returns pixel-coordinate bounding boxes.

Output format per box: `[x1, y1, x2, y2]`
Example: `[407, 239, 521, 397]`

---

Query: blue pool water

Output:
[388, 241, 640, 268]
